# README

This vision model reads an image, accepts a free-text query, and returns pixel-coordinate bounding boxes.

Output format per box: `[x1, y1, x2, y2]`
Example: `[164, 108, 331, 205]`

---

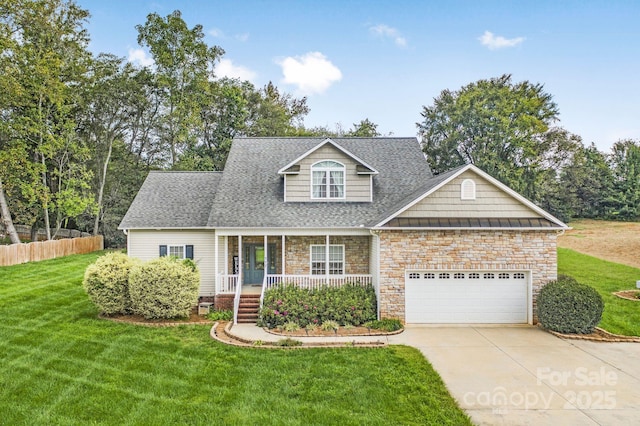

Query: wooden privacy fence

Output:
[0, 235, 104, 267]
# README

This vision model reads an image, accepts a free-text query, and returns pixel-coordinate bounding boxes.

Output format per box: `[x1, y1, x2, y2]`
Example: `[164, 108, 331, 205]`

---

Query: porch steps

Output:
[237, 294, 260, 323]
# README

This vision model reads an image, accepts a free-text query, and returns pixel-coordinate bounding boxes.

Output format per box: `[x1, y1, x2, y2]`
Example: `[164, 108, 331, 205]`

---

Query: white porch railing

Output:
[264, 274, 372, 291]
[217, 274, 238, 294]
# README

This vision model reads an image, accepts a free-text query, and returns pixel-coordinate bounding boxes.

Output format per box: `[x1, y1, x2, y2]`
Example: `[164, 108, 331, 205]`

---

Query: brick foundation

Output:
[214, 294, 234, 311]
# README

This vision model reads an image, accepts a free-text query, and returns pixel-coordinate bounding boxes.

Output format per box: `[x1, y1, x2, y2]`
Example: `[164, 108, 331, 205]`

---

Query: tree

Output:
[189, 78, 251, 171]
[540, 141, 612, 221]
[0, 0, 94, 240]
[607, 139, 640, 220]
[244, 82, 309, 137]
[136, 10, 223, 167]
[417, 74, 560, 200]
[0, 178, 21, 244]
[77, 54, 148, 235]
[345, 118, 380, 137]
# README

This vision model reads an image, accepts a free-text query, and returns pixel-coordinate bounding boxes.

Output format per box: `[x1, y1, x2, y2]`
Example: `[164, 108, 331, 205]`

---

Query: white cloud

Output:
[127, 48, 154, 67]
[216, 58, 257, 82]
[235, 33, 249, 42]
[277, 52, 342, 95]
[209, 28, 249, 42]
[209, 28, 224, 38]
[369, 24, 407, 47]
[478, 31, 525, 50]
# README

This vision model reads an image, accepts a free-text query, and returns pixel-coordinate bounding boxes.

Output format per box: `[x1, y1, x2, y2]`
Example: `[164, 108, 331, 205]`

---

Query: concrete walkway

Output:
[228, 323, 640, 425]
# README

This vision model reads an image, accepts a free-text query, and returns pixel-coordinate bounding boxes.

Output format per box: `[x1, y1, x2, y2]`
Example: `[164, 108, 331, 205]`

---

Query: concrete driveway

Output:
[388, 326, 640, 425]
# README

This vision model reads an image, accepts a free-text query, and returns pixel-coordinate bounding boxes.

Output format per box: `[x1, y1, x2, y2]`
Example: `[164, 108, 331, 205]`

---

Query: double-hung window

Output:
[169, 245, 185, 259]
[159, 245, 194, 259]
[310, 244, 344, 275]
[311, 161, 345, 199]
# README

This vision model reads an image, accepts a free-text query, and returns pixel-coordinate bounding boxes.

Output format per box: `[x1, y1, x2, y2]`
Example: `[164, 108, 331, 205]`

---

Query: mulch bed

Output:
[264, 325, 403, 337]
[545, 326, 640, 343]
[613, 290, 640, 301]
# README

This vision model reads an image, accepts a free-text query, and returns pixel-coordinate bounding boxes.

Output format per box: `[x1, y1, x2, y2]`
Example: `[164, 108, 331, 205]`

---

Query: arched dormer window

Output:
[311, 160, 345, 199]
[461, 178, 476, 200]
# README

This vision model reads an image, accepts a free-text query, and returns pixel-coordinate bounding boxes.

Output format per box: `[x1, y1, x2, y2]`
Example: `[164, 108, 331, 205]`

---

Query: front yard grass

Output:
[558, 248, 640, 337]
[0, 252, 470, 425]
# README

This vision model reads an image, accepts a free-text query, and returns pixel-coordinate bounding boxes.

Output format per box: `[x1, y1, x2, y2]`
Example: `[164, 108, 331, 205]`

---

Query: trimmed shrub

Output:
[537, 276, 604, 334]
[83, 252, 139, 315]
[258, 283, 377, 328]
[129, 256, 200, 319]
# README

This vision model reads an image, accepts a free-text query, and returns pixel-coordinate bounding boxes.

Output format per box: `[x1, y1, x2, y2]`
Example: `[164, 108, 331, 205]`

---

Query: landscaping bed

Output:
[544, 326, 640, 343]
[264, 324, 403, 337]
[613, 290, 640, 301]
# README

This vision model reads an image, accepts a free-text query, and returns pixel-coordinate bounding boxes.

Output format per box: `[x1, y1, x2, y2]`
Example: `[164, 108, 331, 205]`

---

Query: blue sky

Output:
[78, 0, 640, 152]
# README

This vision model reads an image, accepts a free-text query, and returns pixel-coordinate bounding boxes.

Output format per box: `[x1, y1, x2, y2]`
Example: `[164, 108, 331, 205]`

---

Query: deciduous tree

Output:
[418, 74, 559, 200]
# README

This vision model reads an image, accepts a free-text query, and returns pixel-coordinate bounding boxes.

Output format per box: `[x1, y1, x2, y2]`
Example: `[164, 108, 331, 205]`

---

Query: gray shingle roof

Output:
[119, 171, 222, 229]
[207, 137, 433, 228]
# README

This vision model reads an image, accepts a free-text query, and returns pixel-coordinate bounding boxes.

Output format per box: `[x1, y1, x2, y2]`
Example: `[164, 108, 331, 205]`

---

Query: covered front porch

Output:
[213, 231, 377, 322]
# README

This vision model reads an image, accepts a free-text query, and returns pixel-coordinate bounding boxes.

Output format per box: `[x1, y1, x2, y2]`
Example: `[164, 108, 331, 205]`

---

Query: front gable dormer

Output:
[278, 139, 378, 202]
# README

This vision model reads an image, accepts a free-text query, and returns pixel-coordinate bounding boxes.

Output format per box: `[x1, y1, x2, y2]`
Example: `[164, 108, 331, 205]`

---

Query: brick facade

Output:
[378, 230, 558, 323]
[284, 235, 369, 275]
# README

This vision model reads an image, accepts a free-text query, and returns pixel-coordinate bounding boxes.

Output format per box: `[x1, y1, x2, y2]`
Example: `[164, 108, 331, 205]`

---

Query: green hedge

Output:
[537, 276, 604, 334]
[128, 257, 200, 319]
[258, 283, 377, 328]
[83, 252, 139, 315]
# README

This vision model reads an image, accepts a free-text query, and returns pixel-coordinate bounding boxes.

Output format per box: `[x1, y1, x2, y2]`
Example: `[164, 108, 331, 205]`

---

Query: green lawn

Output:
[0, 252, 470, 425]
[558, 248, 640, 337]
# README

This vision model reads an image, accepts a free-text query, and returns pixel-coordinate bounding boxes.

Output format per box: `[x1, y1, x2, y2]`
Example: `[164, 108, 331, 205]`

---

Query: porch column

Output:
[326, 234, 330, 284]
[281, 235, 286, 275]
[238, 235, 243, 286]
[224, 236, 228, 276]
[214, 233, 219, 294]
[264, 235, 268, 284]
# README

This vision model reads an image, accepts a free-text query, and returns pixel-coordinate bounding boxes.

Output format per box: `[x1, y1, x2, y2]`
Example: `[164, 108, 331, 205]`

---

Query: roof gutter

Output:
[372, 226, 568, 231]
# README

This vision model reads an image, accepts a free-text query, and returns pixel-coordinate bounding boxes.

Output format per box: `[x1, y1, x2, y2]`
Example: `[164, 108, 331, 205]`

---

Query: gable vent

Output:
[461, 178, 476, 200]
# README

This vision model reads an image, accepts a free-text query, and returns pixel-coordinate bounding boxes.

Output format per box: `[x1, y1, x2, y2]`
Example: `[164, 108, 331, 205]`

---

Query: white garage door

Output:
[405, 271, 529, 323]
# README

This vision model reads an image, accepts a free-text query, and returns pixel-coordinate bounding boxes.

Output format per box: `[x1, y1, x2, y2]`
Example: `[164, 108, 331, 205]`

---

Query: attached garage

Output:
[404, 270, 530, 324]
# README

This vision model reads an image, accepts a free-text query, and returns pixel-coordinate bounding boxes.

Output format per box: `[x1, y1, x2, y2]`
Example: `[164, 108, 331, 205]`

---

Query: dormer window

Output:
[311, 160, 345, 199]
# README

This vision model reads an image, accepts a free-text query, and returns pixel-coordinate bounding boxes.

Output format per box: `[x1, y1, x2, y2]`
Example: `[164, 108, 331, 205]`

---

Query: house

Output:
[119, 137, 568, 324]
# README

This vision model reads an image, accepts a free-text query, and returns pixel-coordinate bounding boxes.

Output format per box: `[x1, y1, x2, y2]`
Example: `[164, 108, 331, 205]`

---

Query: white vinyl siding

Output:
[285, 144, 371, 202]
[399, 170, 541, 218]
[127, 230, 216, 296]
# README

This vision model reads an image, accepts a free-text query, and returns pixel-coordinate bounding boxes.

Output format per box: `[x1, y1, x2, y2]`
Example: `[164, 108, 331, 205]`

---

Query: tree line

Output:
[1, 1, 638, 248]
